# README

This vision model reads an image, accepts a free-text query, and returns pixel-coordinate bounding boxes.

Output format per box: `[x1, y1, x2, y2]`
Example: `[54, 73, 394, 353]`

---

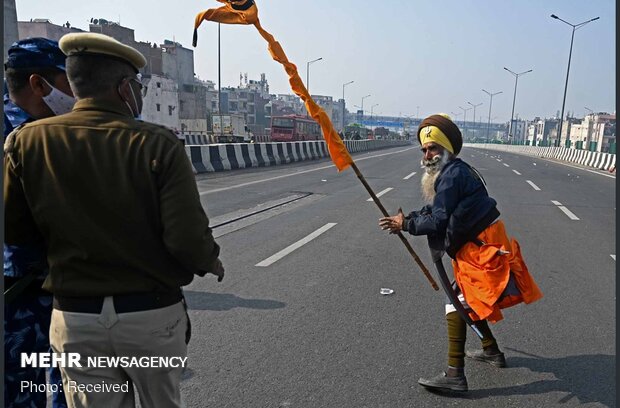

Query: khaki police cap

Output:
[59, 32, 146, 72]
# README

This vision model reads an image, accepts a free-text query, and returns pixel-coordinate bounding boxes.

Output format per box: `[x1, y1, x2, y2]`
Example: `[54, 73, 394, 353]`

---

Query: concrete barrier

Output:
[186, 140, 411, 174]
[464, 143, 616, 171]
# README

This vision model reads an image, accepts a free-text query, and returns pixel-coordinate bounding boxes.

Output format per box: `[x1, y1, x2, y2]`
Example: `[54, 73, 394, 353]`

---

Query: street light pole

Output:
[361, 94, 371, 122]
[218, 23, 223, 142]
[551, 14, 600, 147]
[342, 80, 354, 133]
[504, 67, 532, 143]
[450, 111, 461, 125]
[306, 57, 323, 95]
[370, 103, 379, 121]
[482, 89, 502, 143]
[467, 101, 483, 141]
[458, 106, 471, 140]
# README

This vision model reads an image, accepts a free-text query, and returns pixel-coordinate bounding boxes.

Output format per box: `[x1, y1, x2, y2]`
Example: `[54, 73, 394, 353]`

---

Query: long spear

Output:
[193, 0, 438, 290]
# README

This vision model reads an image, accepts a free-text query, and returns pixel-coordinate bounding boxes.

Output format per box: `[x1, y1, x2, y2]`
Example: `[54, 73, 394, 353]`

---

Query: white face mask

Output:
[119, 78, 142, 120]
[41, 78, 76, 116]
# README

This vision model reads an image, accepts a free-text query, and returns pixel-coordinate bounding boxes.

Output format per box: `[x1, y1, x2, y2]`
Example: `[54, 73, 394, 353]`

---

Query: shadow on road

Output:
[436, 348, 616, 406]
[183, 290, 286, 311]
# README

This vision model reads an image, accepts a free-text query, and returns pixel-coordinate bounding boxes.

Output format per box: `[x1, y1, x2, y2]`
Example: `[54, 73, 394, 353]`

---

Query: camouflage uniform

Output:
[3, 38, 68, 408]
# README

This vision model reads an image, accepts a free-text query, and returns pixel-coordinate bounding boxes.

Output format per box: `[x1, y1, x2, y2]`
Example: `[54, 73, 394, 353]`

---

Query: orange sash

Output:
[451, 220, 543, 323]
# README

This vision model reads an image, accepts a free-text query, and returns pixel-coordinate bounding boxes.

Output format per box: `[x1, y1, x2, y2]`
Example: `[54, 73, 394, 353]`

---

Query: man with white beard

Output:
[379, 114, 542, 393]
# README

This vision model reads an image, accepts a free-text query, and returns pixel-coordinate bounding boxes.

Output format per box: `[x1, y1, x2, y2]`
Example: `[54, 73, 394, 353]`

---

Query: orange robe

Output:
[451, 220, 543, 323]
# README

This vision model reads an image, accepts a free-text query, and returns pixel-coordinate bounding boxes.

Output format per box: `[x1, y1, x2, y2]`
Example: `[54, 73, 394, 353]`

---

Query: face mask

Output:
[41, 79, 76, 116]
[119, 78, 142, 119]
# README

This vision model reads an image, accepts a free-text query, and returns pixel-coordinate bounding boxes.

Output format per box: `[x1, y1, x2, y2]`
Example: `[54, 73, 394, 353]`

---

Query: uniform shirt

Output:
[4, 98, 220, 296]
[3, 89, 49, 283]
[4, 91, 32, 138]
[403, 158, 499, 258]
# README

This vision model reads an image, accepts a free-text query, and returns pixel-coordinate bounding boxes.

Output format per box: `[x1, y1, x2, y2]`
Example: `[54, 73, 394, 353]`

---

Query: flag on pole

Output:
[193, 0, 353, 171]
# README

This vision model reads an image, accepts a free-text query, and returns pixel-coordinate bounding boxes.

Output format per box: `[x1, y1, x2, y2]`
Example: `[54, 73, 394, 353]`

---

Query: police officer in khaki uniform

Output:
[4, 32, 224, 408]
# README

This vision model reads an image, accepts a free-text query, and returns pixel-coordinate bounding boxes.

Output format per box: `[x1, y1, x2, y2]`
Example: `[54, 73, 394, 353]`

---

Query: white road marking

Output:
[496, 158, 502, 162]
[199, 147, 415, 195]
[368, 187, 393, 201]
[503, 163, 510, 167]
[512, 170, 522, 175]
[526, 180, 541, 191]
[551, 201, 580, 220]
[611, 255, 616, 261]
[403, 171, 417, 180]
[256, 223, 337, 267]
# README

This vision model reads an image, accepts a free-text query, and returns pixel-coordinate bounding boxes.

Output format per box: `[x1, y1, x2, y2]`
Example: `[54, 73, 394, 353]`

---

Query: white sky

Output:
[15, 0, 616, 121]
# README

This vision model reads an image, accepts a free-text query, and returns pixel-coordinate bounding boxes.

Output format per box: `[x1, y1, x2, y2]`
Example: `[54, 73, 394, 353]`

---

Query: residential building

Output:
[141, 74, 179, 132]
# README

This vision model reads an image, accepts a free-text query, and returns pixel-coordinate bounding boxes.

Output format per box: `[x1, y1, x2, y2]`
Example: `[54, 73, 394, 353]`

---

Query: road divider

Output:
[466, 143, 616, 172]
[187, 140, 411, 174]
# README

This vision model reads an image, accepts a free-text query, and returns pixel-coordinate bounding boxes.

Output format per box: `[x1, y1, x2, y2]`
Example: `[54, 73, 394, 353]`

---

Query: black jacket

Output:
[403, 158, 499, 258]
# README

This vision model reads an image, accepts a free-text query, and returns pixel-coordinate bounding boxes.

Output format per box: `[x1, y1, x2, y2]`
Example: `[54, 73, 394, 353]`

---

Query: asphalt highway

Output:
[180, 145, 615, 408]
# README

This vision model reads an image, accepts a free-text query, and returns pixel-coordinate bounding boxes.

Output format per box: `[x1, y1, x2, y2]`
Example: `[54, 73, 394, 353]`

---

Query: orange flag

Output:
[193, 0, 353, 171]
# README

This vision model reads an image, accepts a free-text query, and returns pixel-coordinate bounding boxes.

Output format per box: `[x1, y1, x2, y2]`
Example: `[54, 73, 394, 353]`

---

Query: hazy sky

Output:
[16, 0, 615, 121]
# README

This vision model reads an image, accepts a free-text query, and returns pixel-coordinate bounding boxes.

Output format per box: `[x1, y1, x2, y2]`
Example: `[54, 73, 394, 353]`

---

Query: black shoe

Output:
[465, 349, 507, 368]
[418, 372, 468, 392]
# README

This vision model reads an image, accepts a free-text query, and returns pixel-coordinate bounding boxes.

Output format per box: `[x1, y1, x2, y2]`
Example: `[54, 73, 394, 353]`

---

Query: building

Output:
[4, 0, 19, 56]
[526, 117, 559, 146]
[18, 18, 84, 42]
[507, 119, 529, 144]
[141, 74, 179, 132]
[568, 113, 616, 152]
[17, 18, 228, 138]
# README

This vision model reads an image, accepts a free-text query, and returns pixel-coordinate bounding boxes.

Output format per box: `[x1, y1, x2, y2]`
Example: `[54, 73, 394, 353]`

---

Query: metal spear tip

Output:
[551, 14, 559, 19]
[590, 17, 600, 21]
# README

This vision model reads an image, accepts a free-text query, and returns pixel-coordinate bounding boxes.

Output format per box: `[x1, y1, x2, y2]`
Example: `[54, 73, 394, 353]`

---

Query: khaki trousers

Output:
[50, 298, 188, 408]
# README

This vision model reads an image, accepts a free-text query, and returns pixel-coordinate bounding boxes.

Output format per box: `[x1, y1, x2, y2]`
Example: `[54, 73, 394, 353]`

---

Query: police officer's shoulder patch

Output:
[4, 123, 25, 154]
[4, 124, 26, 174]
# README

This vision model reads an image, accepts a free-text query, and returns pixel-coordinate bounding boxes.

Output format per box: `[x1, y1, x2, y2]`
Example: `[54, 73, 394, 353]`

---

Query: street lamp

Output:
[467, 101, 483, 141]
[370, 103, 379, 121]
[551, 14, 600, 147]
[306, 57, 322, 95]
[361, 94, 371, 122]
[370, 103, 379, 132]
[482, 89, 502, 143]
[450, 111, 461, 125]
[217, 23, 224, 141]
[504, 67, 533, 143]
[342, 80, 354, 132]
[458, 106, 472, 140]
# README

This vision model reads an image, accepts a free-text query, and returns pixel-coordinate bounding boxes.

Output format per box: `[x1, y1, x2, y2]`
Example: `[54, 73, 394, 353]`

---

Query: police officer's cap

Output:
[59, 33, 146, 72]
[5, 38, 67, 71]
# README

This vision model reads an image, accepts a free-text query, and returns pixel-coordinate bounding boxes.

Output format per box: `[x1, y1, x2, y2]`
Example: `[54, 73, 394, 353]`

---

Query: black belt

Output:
[53, 289, 183, 314]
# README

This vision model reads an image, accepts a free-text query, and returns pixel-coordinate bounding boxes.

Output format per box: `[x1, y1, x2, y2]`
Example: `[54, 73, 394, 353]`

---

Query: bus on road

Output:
[270, 115, 321, 142]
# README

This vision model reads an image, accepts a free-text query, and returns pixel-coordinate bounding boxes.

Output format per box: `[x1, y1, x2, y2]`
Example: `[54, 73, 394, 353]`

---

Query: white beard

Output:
[420, 153, 450, 204]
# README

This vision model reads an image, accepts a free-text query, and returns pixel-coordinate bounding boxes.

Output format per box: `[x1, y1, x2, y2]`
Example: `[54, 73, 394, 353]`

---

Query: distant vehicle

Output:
[212, 114, 252, 143]
[344, 124, 372, 140]
[270, 115, 321, 142]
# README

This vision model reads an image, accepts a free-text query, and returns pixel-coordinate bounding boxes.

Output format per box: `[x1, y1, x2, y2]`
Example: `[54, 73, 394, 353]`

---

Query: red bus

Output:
[270, 115, 321, 142]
